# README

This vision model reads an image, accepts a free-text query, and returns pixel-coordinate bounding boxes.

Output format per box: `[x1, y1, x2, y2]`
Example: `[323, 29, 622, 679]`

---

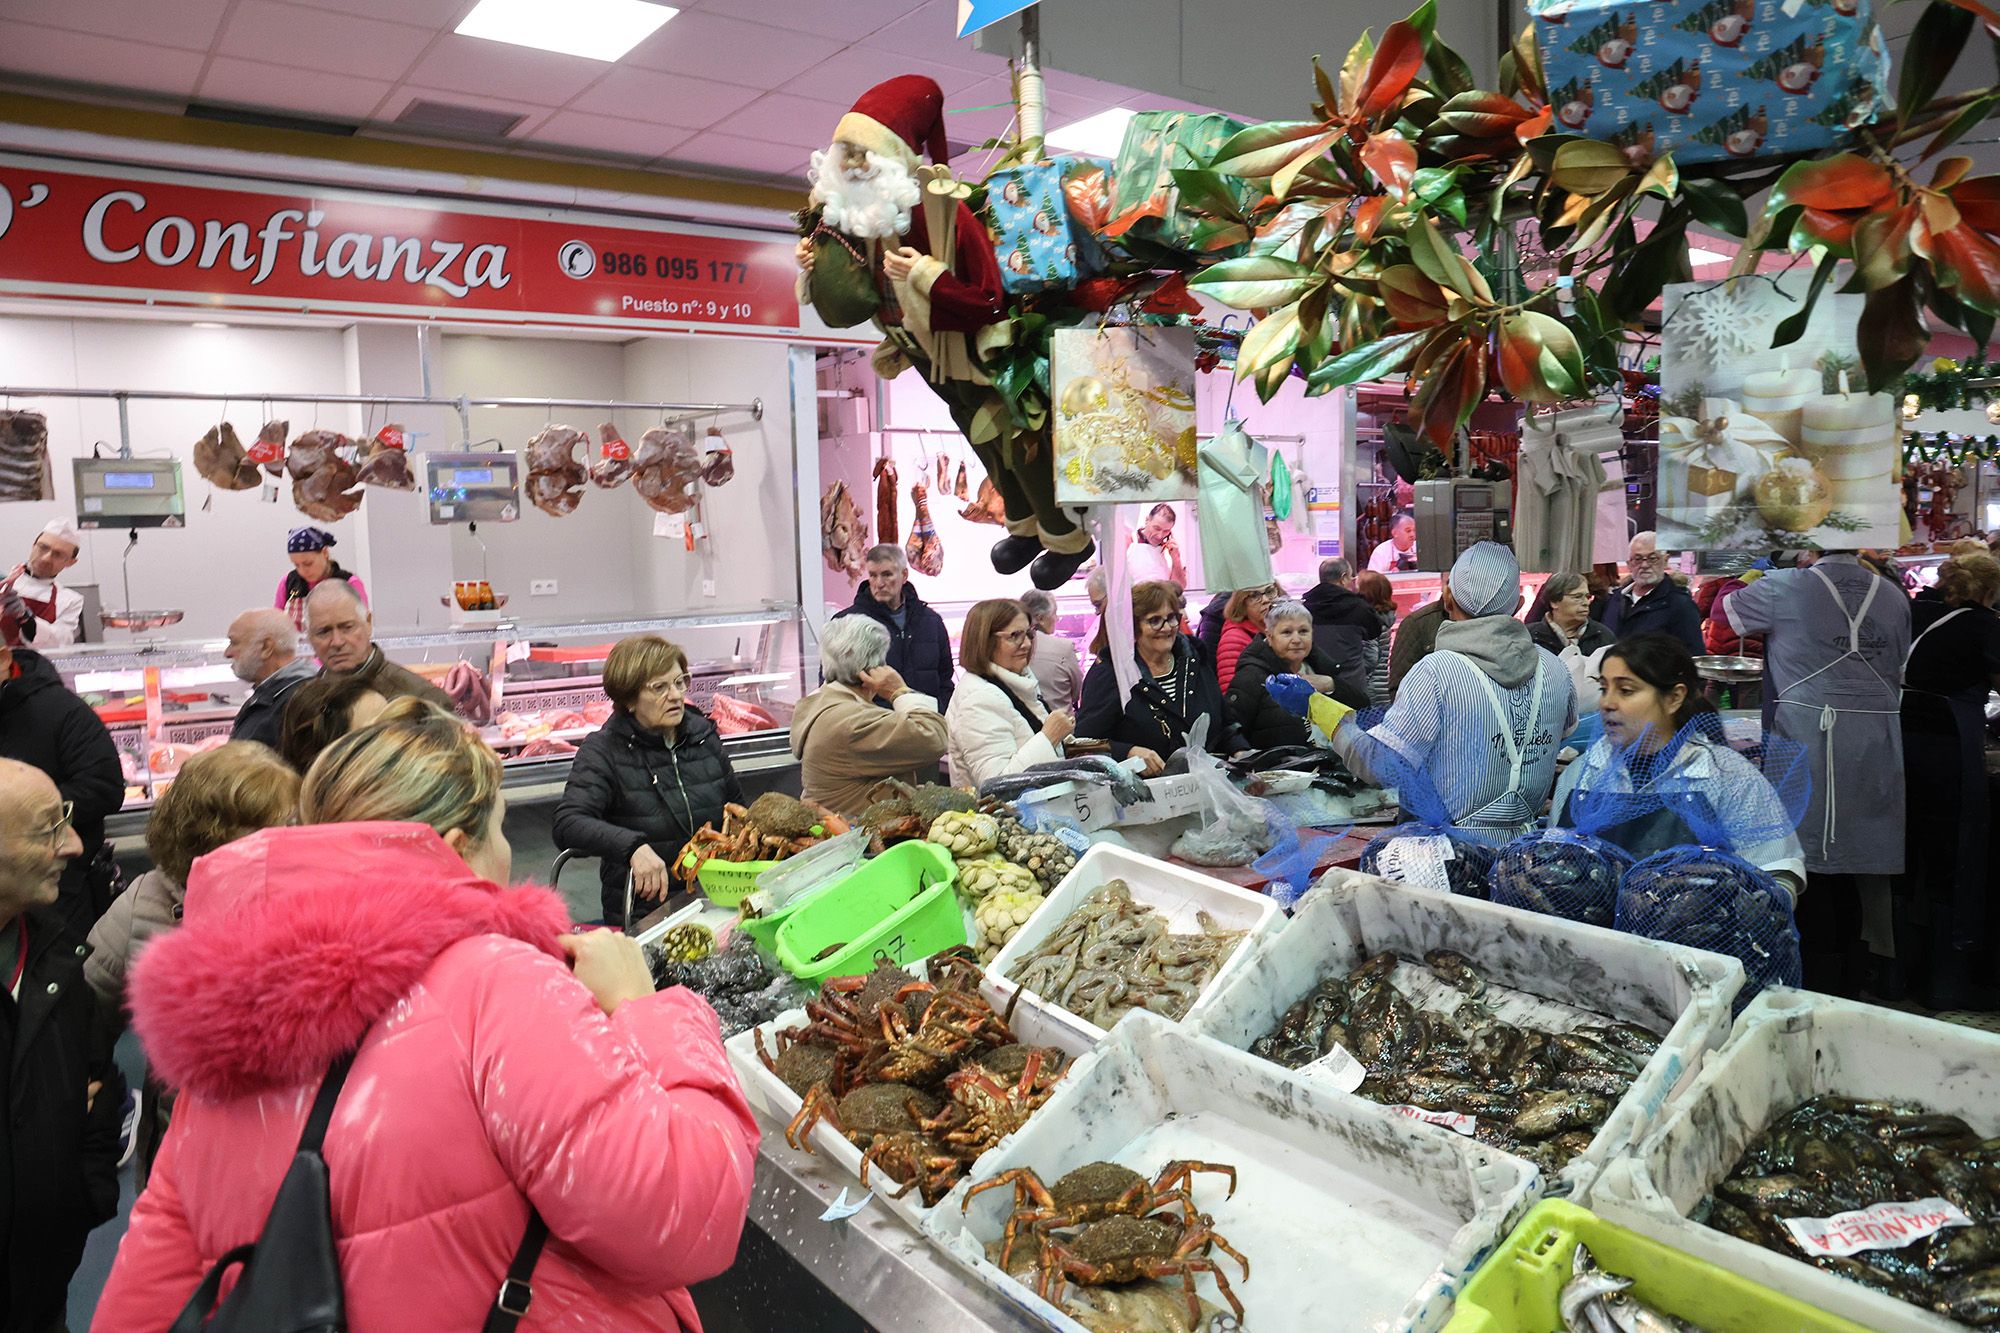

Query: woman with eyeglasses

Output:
[1077, 580, 1242, 775]
[1214, 582, 1284, 693]
[946, 599, 1075, 790]
[555, 635, 742, 928]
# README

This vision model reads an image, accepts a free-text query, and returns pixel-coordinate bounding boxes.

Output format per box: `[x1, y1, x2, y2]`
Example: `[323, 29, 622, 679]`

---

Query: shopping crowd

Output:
[4, 512, 1996, 1328]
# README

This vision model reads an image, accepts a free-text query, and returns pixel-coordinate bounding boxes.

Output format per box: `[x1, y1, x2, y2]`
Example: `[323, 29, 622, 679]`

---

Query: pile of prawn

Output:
[1005, 880, 1244, 1028]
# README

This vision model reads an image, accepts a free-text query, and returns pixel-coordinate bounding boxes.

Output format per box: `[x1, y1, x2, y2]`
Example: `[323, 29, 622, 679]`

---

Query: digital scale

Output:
[72, 457, 185, 528]
[1414, 478, 1513, 572]
[426, 451, 521, 524]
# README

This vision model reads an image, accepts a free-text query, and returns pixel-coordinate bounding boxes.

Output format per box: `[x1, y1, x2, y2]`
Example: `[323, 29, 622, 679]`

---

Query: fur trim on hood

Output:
[129, 822, 572, 1100]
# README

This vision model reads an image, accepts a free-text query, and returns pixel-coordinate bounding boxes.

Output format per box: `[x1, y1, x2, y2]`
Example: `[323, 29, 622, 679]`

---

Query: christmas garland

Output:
[1900, 357, 1997, 413]
[1903, 430, 2000, 464]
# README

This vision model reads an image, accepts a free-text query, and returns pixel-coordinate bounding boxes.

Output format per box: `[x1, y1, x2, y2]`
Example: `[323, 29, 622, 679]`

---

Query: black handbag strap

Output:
[483, 1211, 550, 1333]
[299, 1052, 356, 1154]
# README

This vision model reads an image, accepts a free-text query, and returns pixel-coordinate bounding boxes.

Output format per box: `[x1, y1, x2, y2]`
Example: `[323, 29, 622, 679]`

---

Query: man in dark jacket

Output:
[0, 758, 127, 1332]
[1386, 597, 1449, 699]
[303, 580, 453, 711]
[1600, 531, 1704, 654]
[0, 644, 123, 939]
[225, 607, 316, 749]
[1301, 558, 1381, 698]
[832, 545, 955, 710]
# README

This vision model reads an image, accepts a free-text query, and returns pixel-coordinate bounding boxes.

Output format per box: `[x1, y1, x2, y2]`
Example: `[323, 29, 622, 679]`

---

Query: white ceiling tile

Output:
[723, 91, 851, 149]
[218, 2, 433, 83]
[621, 11, 841, 84]
[2, 0, 231, 52]
[688, 0, 922, 42]
[859, 3, 1009, 74]
[403, 33, 609, 105]
[528, 111, 694, 159]
[197, 56, 394, 121]
[281, 0, 476, 26]
[662, 130, 809, 178]
[0, 21, 206, 98]
[785, 45, 988, 105]
[381, 89, 553, 137]
[565, 64, 763, 130]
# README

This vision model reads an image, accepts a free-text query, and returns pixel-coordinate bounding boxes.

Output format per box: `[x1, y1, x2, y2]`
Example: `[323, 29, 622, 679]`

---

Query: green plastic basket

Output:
[773, 841, 966, 984]
[1446, 1199, 1872, 1333]
[691, 855, 778, 909]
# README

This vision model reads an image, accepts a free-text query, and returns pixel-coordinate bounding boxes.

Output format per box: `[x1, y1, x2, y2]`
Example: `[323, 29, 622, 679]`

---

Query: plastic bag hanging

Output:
[1168, 718, 1279, 866]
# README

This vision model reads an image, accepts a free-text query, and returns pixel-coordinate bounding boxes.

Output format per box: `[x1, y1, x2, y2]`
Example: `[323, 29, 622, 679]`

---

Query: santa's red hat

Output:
[834, 75, 949, 170]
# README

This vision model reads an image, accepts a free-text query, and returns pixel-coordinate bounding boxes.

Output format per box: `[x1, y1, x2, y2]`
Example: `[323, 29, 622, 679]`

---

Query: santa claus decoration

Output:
[795, 74, 1093, 588]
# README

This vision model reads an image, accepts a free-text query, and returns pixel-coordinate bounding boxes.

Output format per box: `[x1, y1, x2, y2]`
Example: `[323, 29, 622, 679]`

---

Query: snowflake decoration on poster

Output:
[1671, 283, 1784, 372]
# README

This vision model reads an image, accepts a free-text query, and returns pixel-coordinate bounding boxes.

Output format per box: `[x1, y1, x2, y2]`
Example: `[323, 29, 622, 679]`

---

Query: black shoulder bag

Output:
[169, 1050, 551, 1333]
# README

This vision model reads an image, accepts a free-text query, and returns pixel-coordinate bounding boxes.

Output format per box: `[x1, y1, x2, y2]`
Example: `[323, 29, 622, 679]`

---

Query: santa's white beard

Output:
[809, 147, 920, 241]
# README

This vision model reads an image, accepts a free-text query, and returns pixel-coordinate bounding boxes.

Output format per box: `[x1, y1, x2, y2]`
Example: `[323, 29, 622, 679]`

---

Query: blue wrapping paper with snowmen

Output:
[1528, 0, 1891, 166]
[984, 160, 1089, 295]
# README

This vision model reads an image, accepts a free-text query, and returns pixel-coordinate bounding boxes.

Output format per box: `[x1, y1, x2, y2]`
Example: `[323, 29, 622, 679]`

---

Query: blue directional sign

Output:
[956, 0, 1039, 39]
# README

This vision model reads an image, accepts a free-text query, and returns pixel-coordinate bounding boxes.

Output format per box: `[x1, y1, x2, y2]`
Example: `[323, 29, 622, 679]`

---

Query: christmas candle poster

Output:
[1658, 272, 1898, 551]
[1052, 326, 1200, 504]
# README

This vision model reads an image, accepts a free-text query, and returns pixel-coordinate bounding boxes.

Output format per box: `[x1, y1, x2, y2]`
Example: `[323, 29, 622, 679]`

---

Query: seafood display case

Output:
[45, 604, 807, 826]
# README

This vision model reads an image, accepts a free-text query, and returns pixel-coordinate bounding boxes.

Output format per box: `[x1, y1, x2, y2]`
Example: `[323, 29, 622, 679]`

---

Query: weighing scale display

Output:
[72, 459, 185, 528]
[426, 452, 521, 524]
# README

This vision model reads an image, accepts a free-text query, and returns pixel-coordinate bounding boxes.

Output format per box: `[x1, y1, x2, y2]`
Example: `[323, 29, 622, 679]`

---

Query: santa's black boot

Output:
[989, 534, 1041, 574]
[1029, 540, 1095, 590]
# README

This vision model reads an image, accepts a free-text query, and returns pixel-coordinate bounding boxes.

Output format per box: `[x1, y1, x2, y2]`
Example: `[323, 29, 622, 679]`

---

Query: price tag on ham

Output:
[1377, 836, 1456, 895]
[653, 510, 687, 540]
[1296, 1042, 1368, 1096]
[1781, 1198, 1973, 1258]
[1389, 1105, 1478, 1136]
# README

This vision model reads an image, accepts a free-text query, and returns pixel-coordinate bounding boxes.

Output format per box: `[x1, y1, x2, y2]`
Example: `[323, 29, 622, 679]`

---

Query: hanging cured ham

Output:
[193, 422, 261, 491]
[873, 457, 899, 545]
[590, 421, 634, 489]
[960, 476, 1006, 526]
[954, 460, 969, 500]
[632, 425, 702, 514]
[356, 424, 415, 490]
[821, 480, 867, 577]
[524, 425, 588, 517]
[286, 429, 363, 522]
[906, 481, 943, 576]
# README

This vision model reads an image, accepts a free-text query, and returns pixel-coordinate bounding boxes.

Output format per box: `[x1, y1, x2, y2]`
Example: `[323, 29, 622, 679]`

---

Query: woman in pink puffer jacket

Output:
[94, 701, 758, 1332]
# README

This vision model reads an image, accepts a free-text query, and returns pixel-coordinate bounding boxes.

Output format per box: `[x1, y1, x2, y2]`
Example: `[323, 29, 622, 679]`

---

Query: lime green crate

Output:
[774, 841, 966, 984]
[1446, 1199, 1872, 1333]
[691, 855, 778, 909]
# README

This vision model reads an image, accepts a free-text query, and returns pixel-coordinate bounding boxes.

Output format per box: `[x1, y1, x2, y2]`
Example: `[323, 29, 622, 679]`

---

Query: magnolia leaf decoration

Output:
[1497, 312, 1588, 402]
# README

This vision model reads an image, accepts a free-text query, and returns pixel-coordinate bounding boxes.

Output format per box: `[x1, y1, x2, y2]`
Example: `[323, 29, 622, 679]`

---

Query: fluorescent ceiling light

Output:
[455, 0, 677, 62]
[1688, 246, 1735, 265]
[1047, 107, 1136, 159]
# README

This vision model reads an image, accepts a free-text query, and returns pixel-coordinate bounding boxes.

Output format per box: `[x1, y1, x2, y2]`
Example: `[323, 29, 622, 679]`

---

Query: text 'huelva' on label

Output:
[80, 192, 512, 298]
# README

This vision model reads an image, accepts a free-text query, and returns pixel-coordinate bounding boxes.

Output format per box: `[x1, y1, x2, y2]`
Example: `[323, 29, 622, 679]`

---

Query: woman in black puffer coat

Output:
[1226, 599, 1371, 749]
[554, 636, 742, 927]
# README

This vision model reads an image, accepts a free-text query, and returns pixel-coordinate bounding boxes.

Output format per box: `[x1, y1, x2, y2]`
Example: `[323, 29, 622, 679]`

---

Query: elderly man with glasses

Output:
[0, 757, 128, 1330]
[555, 634, 744, 929]
[0, 635, 124, 938]
[1601, 531, 1705, 655]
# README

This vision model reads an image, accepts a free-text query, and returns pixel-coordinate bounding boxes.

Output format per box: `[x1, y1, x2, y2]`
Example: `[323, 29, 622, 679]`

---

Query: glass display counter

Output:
[42, 604, 807, 819]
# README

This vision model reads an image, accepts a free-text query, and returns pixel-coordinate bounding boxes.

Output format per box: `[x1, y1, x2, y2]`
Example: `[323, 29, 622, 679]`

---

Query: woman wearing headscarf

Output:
[276, 527, 367, 631]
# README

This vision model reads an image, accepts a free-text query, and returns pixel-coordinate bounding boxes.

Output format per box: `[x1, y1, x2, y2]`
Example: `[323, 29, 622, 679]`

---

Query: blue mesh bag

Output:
[1356, 740, 1498, 899]
[1489, 827, 1636, 927]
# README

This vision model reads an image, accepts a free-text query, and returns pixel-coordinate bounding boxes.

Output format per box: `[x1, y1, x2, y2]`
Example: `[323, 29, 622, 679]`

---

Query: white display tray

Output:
[723, 978, 1102, 1231]
[925, 1013, 1540, 1333]
[1190, 869, 1744, 1204]
[1592, 988, 2000, 1333]
[985, 844, 1283, 1049]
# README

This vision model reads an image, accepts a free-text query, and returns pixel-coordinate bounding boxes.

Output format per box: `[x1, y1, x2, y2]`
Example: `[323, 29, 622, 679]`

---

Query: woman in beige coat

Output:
[85, 740, 299, 1179]
[790, 615, 950, 816]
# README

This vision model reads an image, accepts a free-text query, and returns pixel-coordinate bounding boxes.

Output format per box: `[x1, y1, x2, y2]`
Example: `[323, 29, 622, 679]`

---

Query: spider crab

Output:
[1038, 1212, 1250, 1324]
[921, 1048, 1064, 1160]
[963, 1159, 1238, 1270]
[673, 791, 848, 885]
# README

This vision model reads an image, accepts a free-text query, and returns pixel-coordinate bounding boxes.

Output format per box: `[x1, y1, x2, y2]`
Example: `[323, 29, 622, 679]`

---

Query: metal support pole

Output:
[1018, 6, 1046, 151]
[115, 394, 131, 459]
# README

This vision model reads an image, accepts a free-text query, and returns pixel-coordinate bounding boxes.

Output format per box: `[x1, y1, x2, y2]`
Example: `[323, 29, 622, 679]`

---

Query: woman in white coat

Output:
[946, 599, 1075, 789]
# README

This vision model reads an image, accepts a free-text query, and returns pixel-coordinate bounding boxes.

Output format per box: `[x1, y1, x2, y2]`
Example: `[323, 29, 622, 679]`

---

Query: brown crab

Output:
[921, 1048, 1064, 1160]
[964, 1159, 1238, 1270]
[1037, 1212, 1250, 1325]
[674, 791, 851, 885]
[785, 1080, 940, 1154]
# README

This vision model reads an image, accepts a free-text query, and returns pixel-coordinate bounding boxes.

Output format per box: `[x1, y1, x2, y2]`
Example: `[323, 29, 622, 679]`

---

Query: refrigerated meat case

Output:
[47, 605, 808, 837]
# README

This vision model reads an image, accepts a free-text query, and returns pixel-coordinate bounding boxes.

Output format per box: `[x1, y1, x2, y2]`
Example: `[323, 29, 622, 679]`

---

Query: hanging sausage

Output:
[873, 456, 899, 545]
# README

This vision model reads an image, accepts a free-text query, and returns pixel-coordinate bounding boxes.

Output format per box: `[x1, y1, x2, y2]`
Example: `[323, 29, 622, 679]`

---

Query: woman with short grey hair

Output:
[1225, 597, 1368, 748]
[789, 615, 949, 815]
[1018, 588, 1083, 711]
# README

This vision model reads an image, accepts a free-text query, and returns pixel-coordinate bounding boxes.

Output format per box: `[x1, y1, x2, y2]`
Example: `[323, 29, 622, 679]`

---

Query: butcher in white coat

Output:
[4, 520, 84, 648]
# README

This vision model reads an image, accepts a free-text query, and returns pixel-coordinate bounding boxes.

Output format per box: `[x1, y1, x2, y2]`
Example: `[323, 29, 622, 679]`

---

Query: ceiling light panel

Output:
[455, 0, 678, 62]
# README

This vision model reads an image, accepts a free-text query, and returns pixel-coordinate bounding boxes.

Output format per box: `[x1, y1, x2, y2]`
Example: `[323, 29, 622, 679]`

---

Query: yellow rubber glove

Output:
[1306, 692, 1355, 738]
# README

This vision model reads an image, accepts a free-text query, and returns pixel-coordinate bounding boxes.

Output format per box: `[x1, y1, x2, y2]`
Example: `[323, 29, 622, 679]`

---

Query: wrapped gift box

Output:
[983, 159, 1087, 295]
[1528, 0, 1891, 165]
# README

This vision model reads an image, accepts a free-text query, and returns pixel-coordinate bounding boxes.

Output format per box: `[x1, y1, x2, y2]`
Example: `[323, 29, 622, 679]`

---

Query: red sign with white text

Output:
[0, 160, 800, 331]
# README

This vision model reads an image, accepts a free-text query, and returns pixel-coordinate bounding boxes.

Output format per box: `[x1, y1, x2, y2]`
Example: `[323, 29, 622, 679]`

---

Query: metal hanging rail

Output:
[0, 386, 763, 455]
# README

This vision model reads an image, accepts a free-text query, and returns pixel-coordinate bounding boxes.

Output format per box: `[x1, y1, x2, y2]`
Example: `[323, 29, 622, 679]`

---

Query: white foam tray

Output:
[1592, 988, 2000, 1333]
[1189, 869, 1745, 1205]
[925, 1012, 1540, 1332]
[723, 977, 1102, 1231]
[985, 844, 1283, 1049]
